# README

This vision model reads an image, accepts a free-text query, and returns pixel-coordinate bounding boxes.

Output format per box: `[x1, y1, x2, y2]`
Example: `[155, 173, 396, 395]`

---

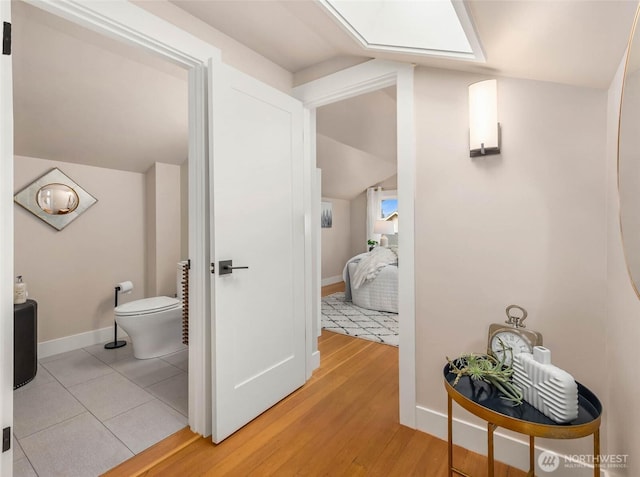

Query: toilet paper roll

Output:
[116, 281, 133, 294]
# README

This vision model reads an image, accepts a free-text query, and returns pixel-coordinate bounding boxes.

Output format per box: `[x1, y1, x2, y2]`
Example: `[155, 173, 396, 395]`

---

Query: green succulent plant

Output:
[447, 343, 523, 406]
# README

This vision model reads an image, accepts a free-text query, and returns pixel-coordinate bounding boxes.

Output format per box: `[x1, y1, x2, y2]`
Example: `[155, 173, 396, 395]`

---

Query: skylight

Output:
[320, 0, 483, 61]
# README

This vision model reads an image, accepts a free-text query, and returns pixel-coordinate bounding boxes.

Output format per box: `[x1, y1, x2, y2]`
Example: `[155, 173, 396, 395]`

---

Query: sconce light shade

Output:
[469, 79, 500, 157]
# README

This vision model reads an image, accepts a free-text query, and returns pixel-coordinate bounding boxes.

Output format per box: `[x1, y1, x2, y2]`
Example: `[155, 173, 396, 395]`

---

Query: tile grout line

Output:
[17, 410, 90, 442]
[142, 366, 186, 389]
[26, 349, 137, 465]
[17, 358, 92, 440]
[15, 343, 189, 474]
[145, 379, 189, 418]
[80, 344, 188, 421]
[75, 347, 177, 459]
[27, 359, 146, 467]
[86, 346, 159, 458]
[80, 343, 185, 411]
[80, 345, 185, 431]
[17, 456, 41, 477]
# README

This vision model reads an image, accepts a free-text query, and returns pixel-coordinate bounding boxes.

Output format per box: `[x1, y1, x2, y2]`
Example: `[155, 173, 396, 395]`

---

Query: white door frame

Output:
[12, 0, 220, 437]
[1, 1, 15, 474]
[293, 60, 417, 428]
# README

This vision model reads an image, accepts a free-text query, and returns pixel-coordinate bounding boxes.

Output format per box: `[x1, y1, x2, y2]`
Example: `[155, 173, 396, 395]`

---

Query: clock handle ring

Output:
[505, 304, 528, 328]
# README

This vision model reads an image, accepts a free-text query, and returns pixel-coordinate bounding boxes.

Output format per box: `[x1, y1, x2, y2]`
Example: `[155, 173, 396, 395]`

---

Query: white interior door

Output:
[208, 60, 306, 443]
[0, 1, 14, 473]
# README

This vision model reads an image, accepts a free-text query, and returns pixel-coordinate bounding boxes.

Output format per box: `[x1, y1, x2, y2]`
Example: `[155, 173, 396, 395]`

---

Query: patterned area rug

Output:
[321, 292, 399, 346]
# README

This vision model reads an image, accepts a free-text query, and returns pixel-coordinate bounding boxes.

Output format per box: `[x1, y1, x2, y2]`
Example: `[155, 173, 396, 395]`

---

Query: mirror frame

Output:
[14, 168, 98, 231]
[618, 4, 640, 298]
[36, 183, 80, 215]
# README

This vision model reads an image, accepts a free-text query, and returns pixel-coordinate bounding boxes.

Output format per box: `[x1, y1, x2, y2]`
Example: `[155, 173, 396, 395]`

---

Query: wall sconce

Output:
[469, 79, 501, 157]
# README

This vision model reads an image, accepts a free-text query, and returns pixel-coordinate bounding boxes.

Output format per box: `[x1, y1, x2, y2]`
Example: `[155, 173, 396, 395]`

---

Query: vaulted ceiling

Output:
[170, 0, 637, 89]
[12, 1, 189, 174]
[11, 0, 639, 198]
[316, 87, 397, 199]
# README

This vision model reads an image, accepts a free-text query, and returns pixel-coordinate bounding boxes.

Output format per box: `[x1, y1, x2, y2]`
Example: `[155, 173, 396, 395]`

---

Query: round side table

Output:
[444, 363, 602, 477]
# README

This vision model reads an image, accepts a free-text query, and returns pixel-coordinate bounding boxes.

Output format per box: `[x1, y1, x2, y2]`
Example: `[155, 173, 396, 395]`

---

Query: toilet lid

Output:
[115, 296, 181, 316]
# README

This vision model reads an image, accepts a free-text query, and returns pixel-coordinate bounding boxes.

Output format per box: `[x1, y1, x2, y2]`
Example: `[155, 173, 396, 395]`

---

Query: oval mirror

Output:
[619, 9, 640, 296]
[36, 183, 80, 215]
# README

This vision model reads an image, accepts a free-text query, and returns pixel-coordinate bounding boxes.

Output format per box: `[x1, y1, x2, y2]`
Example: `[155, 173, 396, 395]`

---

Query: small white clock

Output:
[487, 305, 543, 367]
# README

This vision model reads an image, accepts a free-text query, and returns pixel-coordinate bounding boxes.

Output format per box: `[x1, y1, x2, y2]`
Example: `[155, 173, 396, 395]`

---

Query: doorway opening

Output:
[295, 60, 416, 428]
[316, 86, 399, 348]
[11, 2, 190, 474]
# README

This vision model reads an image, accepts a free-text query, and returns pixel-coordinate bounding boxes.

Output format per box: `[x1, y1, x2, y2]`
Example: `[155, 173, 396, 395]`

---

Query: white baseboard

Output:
[321, 275, 343, 287]
[416, 405, 607, 477]
[38, 326, 128, 359]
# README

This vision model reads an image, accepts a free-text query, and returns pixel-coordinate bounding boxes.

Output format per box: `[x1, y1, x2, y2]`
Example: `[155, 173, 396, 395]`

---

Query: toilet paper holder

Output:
[104, 283, 130, 350]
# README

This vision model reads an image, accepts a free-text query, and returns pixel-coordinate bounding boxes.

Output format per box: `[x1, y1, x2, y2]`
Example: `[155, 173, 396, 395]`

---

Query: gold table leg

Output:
[594, 427, 600, 477]
[529, 436, 535, 477]
[488, 423, 497, 477]
[448, 394, 453, 477]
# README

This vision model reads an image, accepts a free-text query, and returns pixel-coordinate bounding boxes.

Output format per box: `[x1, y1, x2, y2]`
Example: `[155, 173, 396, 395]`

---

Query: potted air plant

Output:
[446, 340, 523, 405]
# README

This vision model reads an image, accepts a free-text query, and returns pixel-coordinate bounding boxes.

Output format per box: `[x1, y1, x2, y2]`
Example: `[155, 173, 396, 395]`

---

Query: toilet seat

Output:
[115, 296, 181, 317]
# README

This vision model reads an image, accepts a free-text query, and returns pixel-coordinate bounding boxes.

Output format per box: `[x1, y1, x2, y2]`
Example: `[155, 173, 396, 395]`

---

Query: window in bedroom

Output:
[380, 190, 398, 233]
[381, 198, 397, 219]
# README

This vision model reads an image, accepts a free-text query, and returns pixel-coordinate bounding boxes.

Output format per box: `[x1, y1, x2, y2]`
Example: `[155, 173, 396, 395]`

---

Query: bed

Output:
[342, 247, 398, 313]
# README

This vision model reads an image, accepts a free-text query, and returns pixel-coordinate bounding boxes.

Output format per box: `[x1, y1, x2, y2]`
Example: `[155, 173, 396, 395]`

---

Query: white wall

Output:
[414, 67, 608, 460]
[14, 156, 146, 342]
[605, 54, 640, 477]
[321, 197, 351, 282]
[12, 1, 189, 174]
[379, 174, 397, 190]
[180, 160, 189, 261]
[350, 191, 367, 257]
[14, 157, 184, 344]
[617, 66, 640, 291]
[132, 0, 292, 93]
[145, 165, 157, 298]
[146, 162, 182, 297]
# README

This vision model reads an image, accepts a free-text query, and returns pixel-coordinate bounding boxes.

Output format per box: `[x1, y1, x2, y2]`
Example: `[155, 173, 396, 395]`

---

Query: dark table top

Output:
[444, 363, 601, 429]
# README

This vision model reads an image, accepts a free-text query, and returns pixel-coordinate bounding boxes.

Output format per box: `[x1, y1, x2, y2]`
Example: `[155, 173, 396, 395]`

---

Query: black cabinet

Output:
[14, 299, 37, 389]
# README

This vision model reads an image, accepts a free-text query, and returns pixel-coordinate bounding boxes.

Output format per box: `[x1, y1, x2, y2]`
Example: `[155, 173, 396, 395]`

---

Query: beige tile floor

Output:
[13, 340, 188, 477]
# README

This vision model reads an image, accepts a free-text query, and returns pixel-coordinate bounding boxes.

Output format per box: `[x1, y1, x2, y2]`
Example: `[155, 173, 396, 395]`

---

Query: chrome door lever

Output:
[219, 260, 249, 275]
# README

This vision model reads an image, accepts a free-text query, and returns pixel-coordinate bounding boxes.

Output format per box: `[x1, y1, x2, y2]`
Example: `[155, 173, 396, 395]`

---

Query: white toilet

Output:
[115, 296, 184, 359]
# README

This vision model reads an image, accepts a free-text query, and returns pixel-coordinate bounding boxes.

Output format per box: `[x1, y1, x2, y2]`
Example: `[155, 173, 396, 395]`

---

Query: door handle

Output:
[219, 260, 249, 275]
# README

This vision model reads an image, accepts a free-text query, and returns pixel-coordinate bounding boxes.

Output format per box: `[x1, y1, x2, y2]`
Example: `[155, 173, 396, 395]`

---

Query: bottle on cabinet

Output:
[14, 275, 27, 305]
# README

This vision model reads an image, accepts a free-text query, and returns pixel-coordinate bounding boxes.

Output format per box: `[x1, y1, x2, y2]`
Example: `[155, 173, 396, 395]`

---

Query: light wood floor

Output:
[321, 280, 346, 297]
[104, 283, 525, 477]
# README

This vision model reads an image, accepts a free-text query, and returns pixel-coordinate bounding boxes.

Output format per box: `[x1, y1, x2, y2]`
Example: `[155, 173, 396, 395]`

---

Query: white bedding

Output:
[342, 247, 398, 313]
[350, 246, 397, 289]
[348, 262, 398, 313]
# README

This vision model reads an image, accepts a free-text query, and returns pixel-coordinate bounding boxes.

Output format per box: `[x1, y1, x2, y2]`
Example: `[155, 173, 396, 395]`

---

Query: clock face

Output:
[490, 331, 532, 366]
